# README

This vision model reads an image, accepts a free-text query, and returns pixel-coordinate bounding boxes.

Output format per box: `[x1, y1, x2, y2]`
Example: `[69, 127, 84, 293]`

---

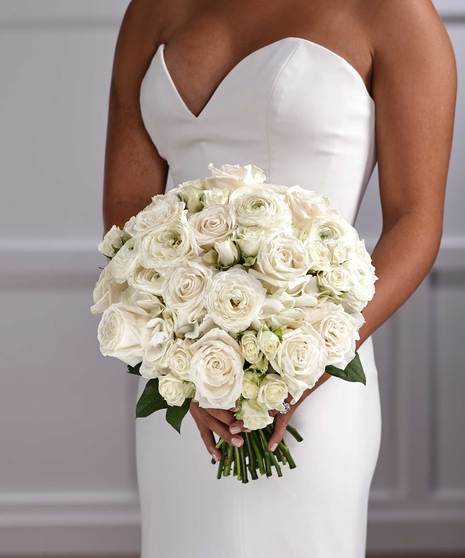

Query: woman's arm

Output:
[103, 0, 169, 234]
[266, 0, 457, 450]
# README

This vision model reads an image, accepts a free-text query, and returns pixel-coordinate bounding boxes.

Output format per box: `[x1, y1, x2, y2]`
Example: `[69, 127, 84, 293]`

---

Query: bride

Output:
[101, 1, 456, 556]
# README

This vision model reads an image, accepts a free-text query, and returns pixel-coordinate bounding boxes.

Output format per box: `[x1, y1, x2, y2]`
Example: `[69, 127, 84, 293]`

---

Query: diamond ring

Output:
[280, 402, 291, 415]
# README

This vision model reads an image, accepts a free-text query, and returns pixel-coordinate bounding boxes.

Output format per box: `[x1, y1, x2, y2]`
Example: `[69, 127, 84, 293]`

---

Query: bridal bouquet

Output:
[91, 163, 376, 483]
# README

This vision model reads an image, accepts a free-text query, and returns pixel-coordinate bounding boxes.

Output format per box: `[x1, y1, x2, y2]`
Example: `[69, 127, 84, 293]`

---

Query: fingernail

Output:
[269, 442, 277, 452]
[230, 425, 241, 434]
[232, 437, 243, 448]
[243, 428, 251, 433]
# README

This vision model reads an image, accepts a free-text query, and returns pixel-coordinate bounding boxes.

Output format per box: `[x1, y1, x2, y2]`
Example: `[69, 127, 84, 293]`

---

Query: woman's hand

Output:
[190, 402, 249, 460]
[267, 372, 332, 452]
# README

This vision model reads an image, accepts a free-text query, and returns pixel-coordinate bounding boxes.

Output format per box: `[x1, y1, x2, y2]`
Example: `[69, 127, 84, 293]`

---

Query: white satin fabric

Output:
[137, 37, 381, 558]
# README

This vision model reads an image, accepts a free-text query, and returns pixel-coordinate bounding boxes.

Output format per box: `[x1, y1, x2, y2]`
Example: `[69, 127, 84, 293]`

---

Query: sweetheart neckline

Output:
[156, 36, 375, 121]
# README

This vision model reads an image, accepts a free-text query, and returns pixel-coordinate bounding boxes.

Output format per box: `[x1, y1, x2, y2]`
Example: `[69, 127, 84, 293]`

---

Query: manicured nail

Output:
[230, 425, 241, 434]
[269, 442, 277, 452]
[232, 437, 243, 448]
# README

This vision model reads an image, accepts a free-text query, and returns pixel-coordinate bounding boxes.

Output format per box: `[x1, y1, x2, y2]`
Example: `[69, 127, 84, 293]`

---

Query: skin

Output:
[103, 0, 457, 460]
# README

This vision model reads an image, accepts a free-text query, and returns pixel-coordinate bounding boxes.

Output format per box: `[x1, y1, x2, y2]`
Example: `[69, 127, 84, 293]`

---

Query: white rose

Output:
[97, 303, 149, 366]
[252, 235, 311, 289]
[242, 370, 261, 400]
[138, 212, 199, 270]
[162, 261, 212, 331]
[128, 265, 164, 296]
[108, 237, 139, 284]
[236, 399, 273, 430]
[98, 225, 130, 258]
[173, 179, 208, 213]
[190, 328, 244, 409]
[206, 266, 266, 334]
[270, 325, 327, 402]
[90, 266, 126, 315]
[207, 162, 267, 185]
[121, 286, 164, 316]
[215, 239, 240, 267]
[286, 186, 334, 224]
[339, 256, 377, 312]
[201, 187, 230, 207]
[234, 226, 265, 261]
[257, 373, 288, 411]
[166, 339, 192, 380]
[229, 184, 292, 231]
[257, 329, 280, 360]
[240, 330, 261, 364]
[307, 303, 365, 370]
[159, 374, 195, 406]
[124, 194, 184, 236]
[189, 204, 235, 248]
[140, 317, 174, 379]
[307, 240, 332, 272]
[317, 265, 353, 298]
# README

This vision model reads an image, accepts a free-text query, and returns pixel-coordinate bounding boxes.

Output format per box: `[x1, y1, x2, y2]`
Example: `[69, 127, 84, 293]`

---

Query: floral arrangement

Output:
[91, 163, 377, 482]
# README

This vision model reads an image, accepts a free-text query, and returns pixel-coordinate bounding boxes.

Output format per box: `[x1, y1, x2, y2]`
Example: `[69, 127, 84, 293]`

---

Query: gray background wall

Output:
[0, 0, 463, 554]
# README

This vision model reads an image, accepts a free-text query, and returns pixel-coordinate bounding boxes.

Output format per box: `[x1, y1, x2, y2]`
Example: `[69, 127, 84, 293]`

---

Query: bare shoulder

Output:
[365, 0, 456, 65]
[111, 0, 191, 99]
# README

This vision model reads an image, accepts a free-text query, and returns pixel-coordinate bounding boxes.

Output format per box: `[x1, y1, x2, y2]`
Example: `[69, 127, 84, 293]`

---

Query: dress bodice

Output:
[140, 37, 376, 224]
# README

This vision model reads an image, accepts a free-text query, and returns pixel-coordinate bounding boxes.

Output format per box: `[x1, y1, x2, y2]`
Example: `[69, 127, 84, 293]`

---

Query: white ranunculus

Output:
[257, 373, 288, 411]
[307, 303, 365, 370]
[90, 266, 126, 314]
[270, 325, 327, 402]
[190, 328, 244, 409]
[123, 193, 184, 236]
[304, 214, 358, 248]
[108, 237, 139, 284]
[162, 261, 212, 331]
[140, 317, 174, 379]
[236, 399, 273, 430]
[98, 225, 131, 258]
[166, 339, 192, 381]
[206, 266, 266, 334]
[97, 303, 149, 366]
[189, 204, 235, 248]
[242, 370, 261, 400]
[317, 266, 353, 298]
[229, 184, 292, 231]
[240, 330, 261, 364]
[252, 234, 311, 289]
[158, 374, 195, 406]
[286, 186, 335, 225]
[257, 329, 280, 360]
[128, 265, 164, 296]
[138, 212, 199, 270]
[215, 239, 240, 267]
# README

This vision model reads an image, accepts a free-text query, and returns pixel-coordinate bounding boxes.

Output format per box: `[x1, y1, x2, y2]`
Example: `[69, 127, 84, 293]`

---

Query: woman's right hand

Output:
[189, 401, 248, 460]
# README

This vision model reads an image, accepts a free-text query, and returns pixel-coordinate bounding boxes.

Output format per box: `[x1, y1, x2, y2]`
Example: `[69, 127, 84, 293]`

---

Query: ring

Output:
[280, 402, 291, 415]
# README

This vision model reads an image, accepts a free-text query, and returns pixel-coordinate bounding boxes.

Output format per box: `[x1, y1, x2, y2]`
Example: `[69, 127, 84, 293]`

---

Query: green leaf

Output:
[165, 399, 191, 434]
[326, 353, 366, 385]
[136, 378, 168, 418]
[127, 363, 142, 376]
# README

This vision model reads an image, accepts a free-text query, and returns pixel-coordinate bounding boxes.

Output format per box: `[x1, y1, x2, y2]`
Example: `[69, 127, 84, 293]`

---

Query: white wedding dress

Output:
[137, 37, 382, 558]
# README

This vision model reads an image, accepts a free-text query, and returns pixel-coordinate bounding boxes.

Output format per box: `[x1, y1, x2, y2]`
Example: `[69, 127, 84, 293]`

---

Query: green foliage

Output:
[326, 353, 366, 385]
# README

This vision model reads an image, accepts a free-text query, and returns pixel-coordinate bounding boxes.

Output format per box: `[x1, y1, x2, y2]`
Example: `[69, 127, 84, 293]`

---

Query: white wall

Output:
[0, 0, 464, 555]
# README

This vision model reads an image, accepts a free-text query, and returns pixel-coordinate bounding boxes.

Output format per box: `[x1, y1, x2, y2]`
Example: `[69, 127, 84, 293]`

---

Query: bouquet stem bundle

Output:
[214, 424, 303, 483]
